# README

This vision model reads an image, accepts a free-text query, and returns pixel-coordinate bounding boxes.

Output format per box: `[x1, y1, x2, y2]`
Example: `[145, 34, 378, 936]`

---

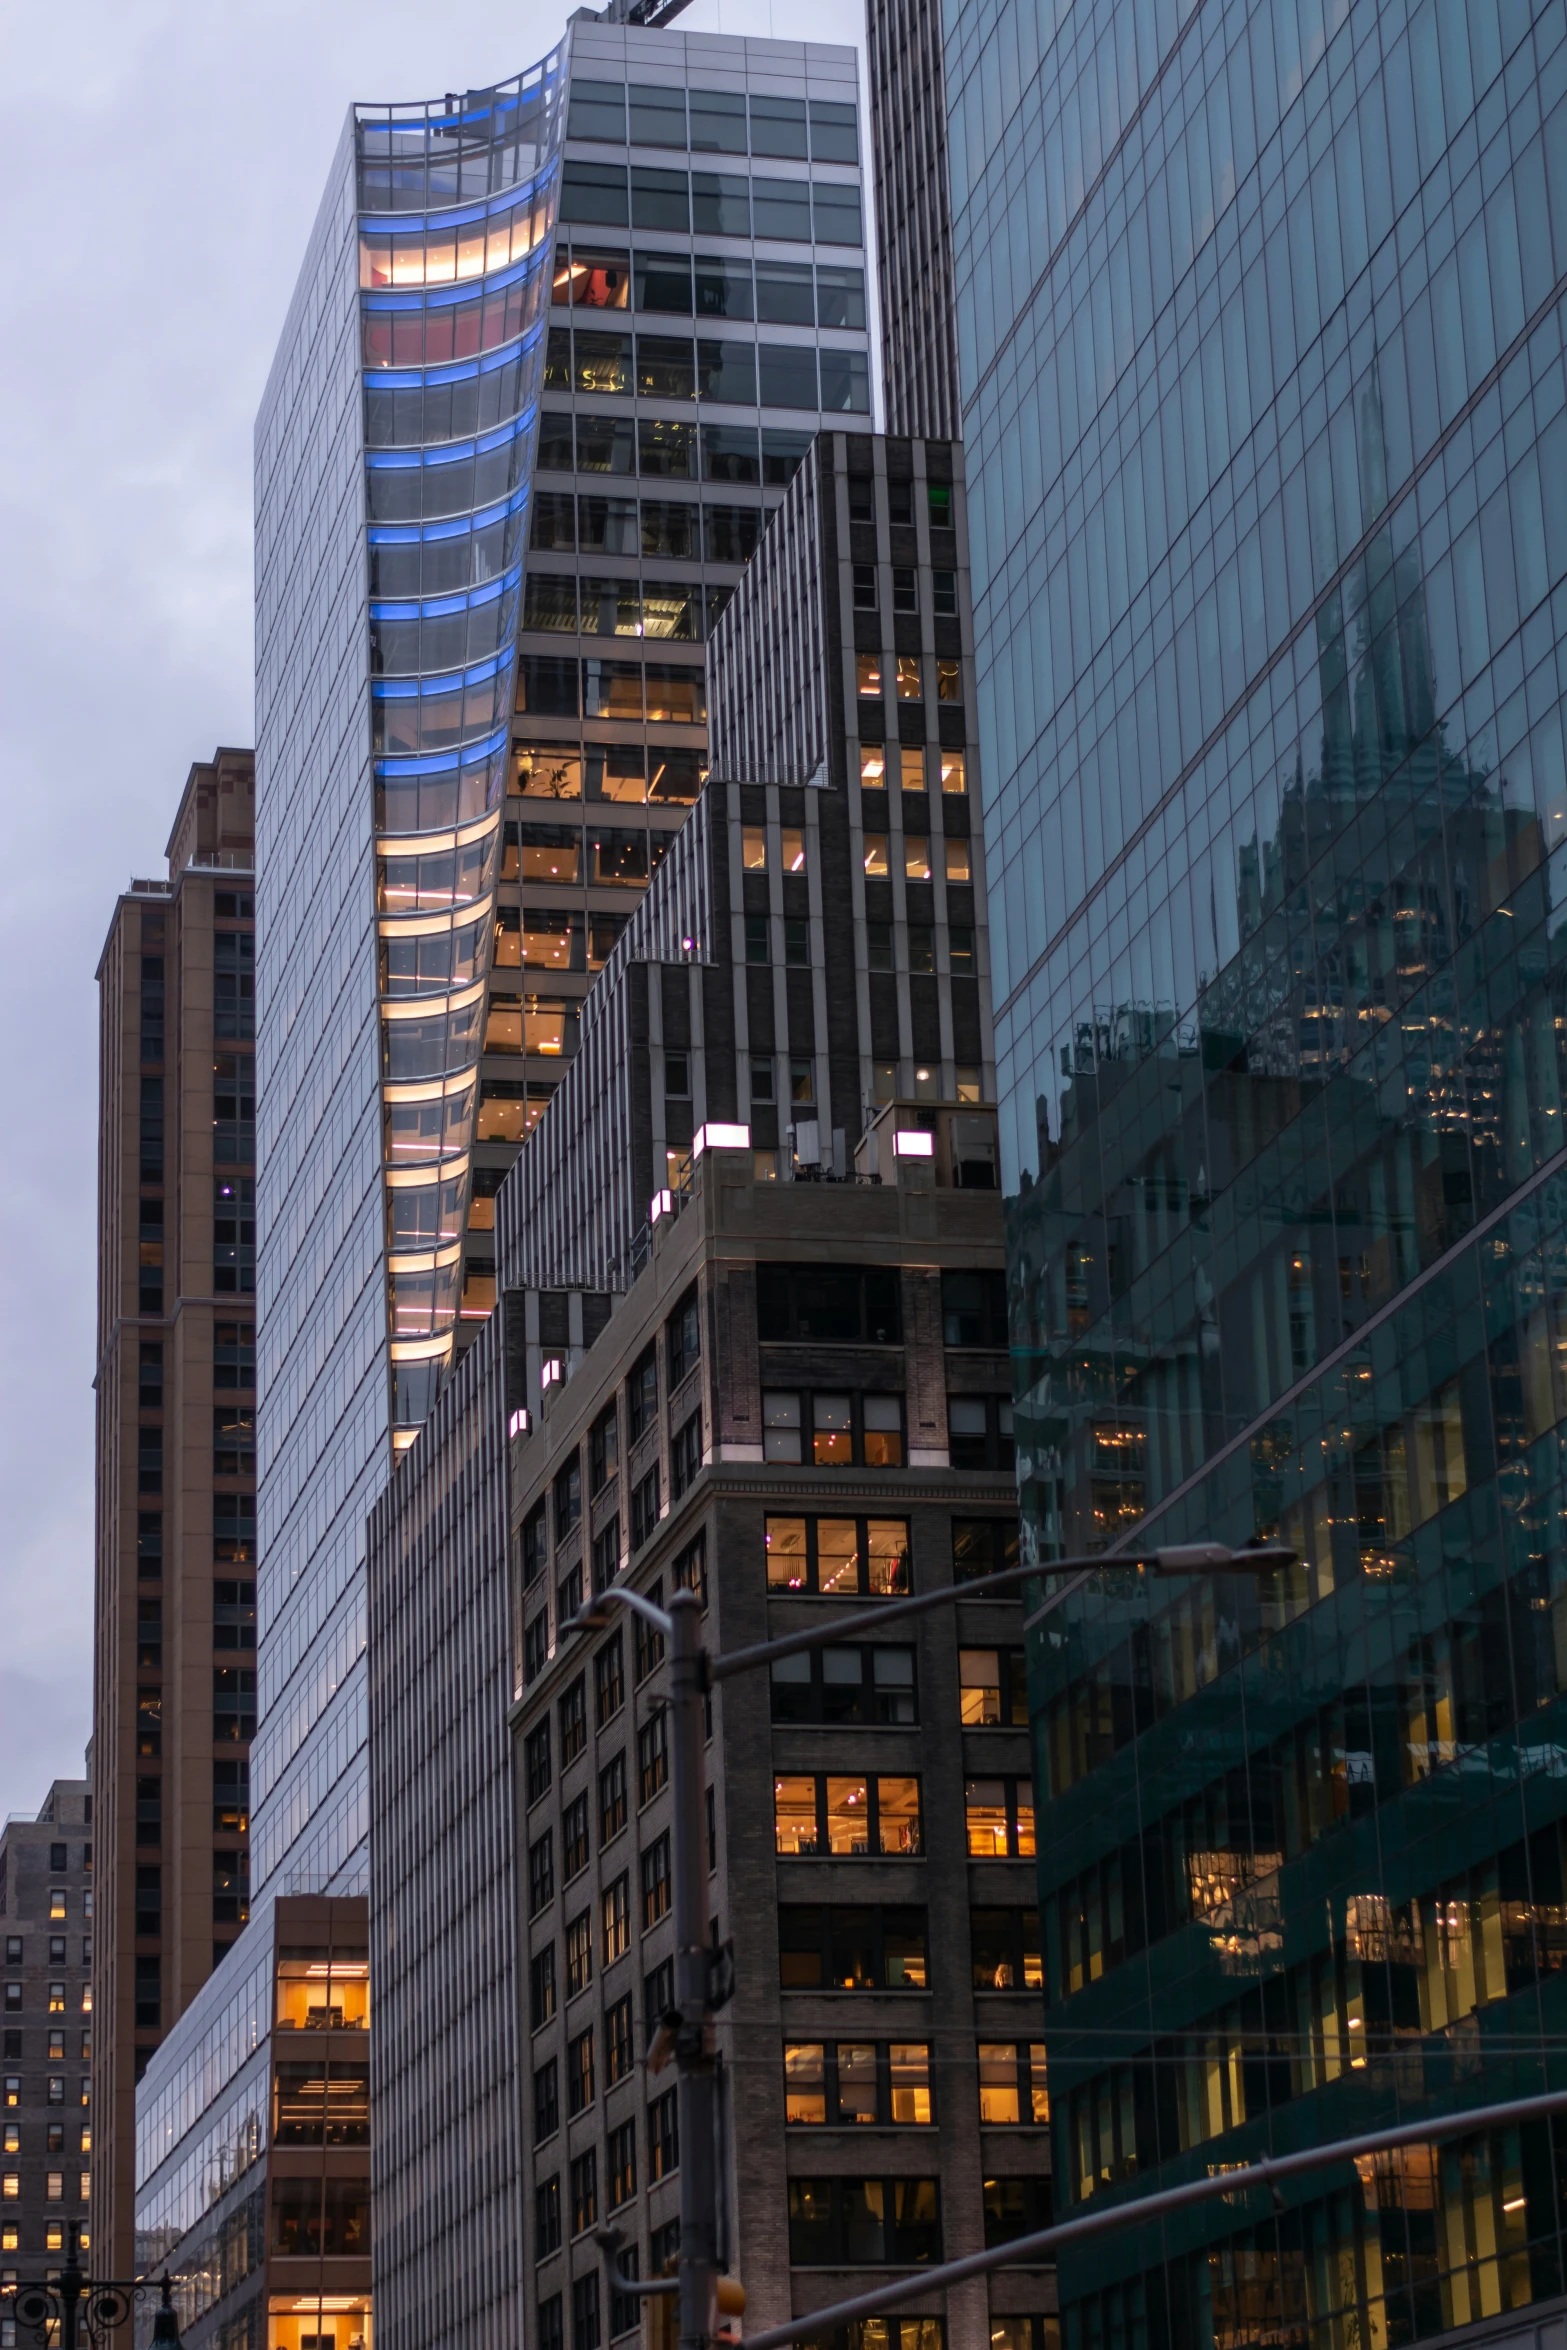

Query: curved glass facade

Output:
[357, 65, 564, 1443]
[945, 0, 1567, 2343]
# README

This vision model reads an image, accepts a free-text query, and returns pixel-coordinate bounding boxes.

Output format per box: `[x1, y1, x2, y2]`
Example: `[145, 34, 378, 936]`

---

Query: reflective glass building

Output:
[944, 0, 1567, 2344]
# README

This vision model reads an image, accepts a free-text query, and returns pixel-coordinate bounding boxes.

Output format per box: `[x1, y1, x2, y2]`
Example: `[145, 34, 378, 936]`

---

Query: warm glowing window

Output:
[1, 2175, 17, 2201]
[48, 1985, 65, 2015]
[742, 826, 767, 870]
[945, 838, 972, 881]
[856, 653, 883, 697]
[863, 834, 889, 876]
[859, 747, 886, 786]
[774, 1778, 819, 1856]
[781, 828, 806, 873]
[940, 751, 966, 794]
[889, 2044, 932, 2124]
[785, 2044, 826, 2124]
[965, 1782, 1010, 1858]
[49, 1891, 65, 1921]
[275, 1960, 370, 2033]
[977, 2045, 1021, 2123]
[813, 1394, 853, 1465]
[960, 1652, 1002, 1725]
[895, 656, 922, 701]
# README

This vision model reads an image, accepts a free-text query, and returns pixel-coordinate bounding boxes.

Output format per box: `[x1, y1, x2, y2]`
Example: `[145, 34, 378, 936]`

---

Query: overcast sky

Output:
[0, 0, 869, 1822]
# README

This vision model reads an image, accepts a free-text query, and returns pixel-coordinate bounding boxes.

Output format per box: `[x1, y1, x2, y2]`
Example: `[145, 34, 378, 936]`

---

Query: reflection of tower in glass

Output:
[356, 70, 566, 1443]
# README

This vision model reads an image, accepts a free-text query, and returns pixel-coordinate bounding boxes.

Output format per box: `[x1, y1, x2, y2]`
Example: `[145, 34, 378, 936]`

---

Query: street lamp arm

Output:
[564, 1584, 676, 1640]
[735, 2082, 1567, 2350]
[709, 1542, 1294, 1683]
[593, 2228, 678, 2298]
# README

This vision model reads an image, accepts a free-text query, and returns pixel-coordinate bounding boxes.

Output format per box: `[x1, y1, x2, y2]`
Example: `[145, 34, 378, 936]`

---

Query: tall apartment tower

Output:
[942, 1, 1567, 2345]
[133, 26, 871, 2350]
[364, 432, 1031, 2350]
[863, 0, 959, 436]
[0, 1779, 93, 2271]
[91, 749, 256, 2274]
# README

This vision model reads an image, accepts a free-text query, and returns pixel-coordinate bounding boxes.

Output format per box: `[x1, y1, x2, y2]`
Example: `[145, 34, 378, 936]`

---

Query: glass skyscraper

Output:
[944, 0, 1567, 2343]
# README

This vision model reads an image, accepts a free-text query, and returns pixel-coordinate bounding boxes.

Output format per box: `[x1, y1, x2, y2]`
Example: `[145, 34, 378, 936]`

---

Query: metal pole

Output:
[668, 1589, 717, 2350]
[61, 2219, 82, 2350]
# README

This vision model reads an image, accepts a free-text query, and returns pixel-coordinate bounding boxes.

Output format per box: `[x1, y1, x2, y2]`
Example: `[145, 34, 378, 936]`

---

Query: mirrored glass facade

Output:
[943, 0, 1567, 2342]
[252, 61, 563, 1916]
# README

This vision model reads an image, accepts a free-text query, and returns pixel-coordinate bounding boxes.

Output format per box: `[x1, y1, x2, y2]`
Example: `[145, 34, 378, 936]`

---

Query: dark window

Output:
[673, 1531, 706, 1603]
[539, 2298, 564, 2350]
[777, 1905, 928, 1990]
[641, 1834, 672, 1927]
[632, 167, 690, 233]
[599, 1752, 628, 1845]
[769, 1645, 916, 1727]
[942, 1270, 1008, 1347]
[213, 1321, 255, 1388]
[788, 2177, 940, 2265]
[563, 1795, 590, 1882]
[568, 2027, 596, 2114]
[561, 159, 630, 225]
[629, 1345, 658, 1438]
[809, 99, 859, 161]
[635, 1581, 665, 1683]
[948, 1396, 1015, 1472]
[609, 2116, 637, 2207]
[631, 1466, 661, 1550]
[606, 1994, 635, 2085]
[530, 1944, 557, 2030]
[952, 1520, 1021, 1581]
[590, 1406, 619, 1492]
[566, 1910, 593, 1998]
[595, 1634, 625, 1727]
[571, 2147, 599, 2238]
[644, 1956, 674, 2037]
[568, 81, 626, 141]
[744, 911, 770, 964]
[526, 1721, 552, 1806]
[756, 1266, 902, 1343]
[784, 916, 809, 966]
[213, 1580, 255, 1650]
[982, 2177, 1053, 2246]
[592, 1517, 621, 1595]
[573, 2273, 602, 2350]
[213, 1667, 255, 1742]
[690, 88, 747, 152]
[522, 1500, 547, 1587]
[555, 1457, 582, 1540]
[648, 2087, 679, 2180]
[534, 2058, 559, 2142]
[602, 1875, 631, 1966]
[560, 1678, 588, 1764]
[853, 564, 877, 609]
[529, 1832, 555, 1916]
[668, 1286, 701, 1386]
[670, 1413, 702, 1500]
[637, 1712, 668, 1807]
[535, 2174, 561, 2259]
[524, 1614, 549, 1685]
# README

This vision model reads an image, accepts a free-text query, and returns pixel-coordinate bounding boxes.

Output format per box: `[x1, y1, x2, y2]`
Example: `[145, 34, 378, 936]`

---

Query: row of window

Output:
[553, 246, 865, 329]
[0, 2170, 89, 2202]
[543, 328, 870, 414]
[856, 651, 963, 703]
[862, 832, 973, 881]
[788, 2172, 1053, 2264]
[520, 574, 723, 643]
[559, 161, 863, 248]
[0, 2077, 89, 2109]
[0, 2032, 89, 2062]
[2, 1938, 88, 1966]
[765, 1515, 1018, 1594]
[786, 2038, 1047, 2127]
[532, 493, 765, 562]
[566, 83, 858, 164]
[1, 1985, 89, 2015]
[0, 2122, 88, 2154]
[770, 1775, 1034, 1857]
[516, 654, 706, 723]
[536, 411, 812, 485]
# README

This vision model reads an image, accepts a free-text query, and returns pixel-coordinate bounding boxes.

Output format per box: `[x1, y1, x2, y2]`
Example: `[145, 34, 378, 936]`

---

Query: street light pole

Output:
[668, 1589, 719, 2350]
[4, 2222, 181, 2350]
[572, 1539, 1292, 2349]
